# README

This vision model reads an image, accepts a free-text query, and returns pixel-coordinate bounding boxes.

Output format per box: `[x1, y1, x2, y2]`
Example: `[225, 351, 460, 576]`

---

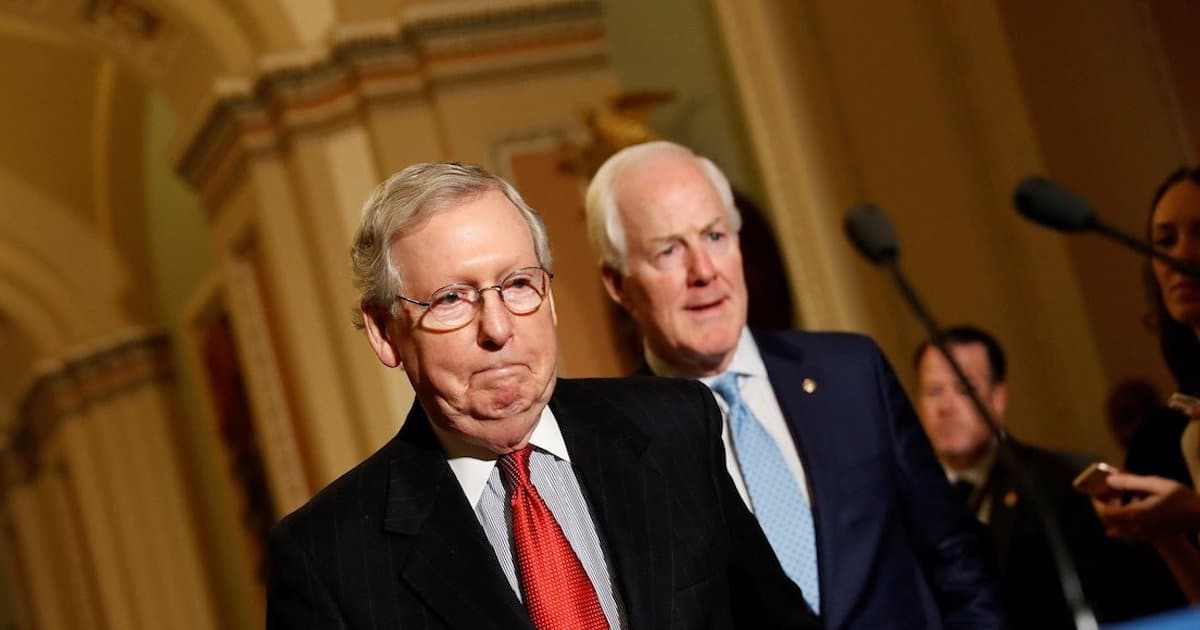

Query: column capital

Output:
[174, 0, 607, 203]
[3, 331, 174, 490]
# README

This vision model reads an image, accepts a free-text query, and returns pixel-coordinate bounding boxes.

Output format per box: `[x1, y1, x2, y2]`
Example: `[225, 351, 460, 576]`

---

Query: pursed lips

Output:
[684, 294, 729, 312]
[473, 363, 525, 378]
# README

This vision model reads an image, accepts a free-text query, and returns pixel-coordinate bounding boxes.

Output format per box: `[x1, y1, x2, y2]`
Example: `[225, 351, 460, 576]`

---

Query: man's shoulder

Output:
[752, 328, 881, 358]
[553, 376, 718, 439]
[555, 375, 713, 413]
[1006, 438, 1095, 484]
[751, 330, 888, 382]
[272, 430, 406, 538]
[556, 374, 705, 393]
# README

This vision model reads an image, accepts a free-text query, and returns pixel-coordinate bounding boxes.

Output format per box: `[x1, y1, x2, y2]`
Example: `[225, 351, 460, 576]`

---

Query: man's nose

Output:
[687, 246, 717, 286]
[477, 289, 513, 349]
[935, 393, 957, 415]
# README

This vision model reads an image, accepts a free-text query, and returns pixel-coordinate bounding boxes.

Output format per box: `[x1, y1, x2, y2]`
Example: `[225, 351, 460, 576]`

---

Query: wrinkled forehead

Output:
[388, 191, 538, 287]
[615, 160, 729, 237]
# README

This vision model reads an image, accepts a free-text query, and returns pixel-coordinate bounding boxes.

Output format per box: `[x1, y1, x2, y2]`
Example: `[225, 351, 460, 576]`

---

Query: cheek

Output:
[721, 253, 746, 287]
[629, 274, 682, 320]
[1152, 261, 1171, 295]
[917, 403, 938, 428]
[411, 337, 471, 388]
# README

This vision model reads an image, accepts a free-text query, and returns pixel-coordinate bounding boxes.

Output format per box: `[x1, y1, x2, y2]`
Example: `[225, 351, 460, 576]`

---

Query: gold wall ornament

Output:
[561, 90, 676, 178]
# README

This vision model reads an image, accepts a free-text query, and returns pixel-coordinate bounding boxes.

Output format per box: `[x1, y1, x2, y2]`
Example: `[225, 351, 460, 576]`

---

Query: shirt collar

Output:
[944, 442, 998, 487]
[645, 326, 766, 382]
[441, 405, 570, 508]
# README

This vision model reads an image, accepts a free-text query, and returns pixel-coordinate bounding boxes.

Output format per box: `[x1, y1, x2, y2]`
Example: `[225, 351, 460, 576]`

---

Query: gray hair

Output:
[584, 141, 741, 274]
[351, 162, 552, 328]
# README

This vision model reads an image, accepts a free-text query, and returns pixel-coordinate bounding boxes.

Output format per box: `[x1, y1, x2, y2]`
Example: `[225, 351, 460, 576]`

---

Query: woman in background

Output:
[1095, 166, 1200, 602]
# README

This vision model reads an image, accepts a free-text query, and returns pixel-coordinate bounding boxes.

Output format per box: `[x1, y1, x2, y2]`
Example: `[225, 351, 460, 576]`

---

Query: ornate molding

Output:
[3, 331, 173, 487]
[2, 0, 184, 78]
[176, 0, 606, 201]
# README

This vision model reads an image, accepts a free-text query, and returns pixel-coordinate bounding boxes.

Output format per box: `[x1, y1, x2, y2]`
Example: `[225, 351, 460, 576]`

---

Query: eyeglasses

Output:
[395, 266, 554, 331]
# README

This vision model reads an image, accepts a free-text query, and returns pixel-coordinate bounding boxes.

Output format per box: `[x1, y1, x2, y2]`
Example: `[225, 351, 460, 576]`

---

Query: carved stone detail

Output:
[176, 0, 606, 200]
[4, 331, 173, 487]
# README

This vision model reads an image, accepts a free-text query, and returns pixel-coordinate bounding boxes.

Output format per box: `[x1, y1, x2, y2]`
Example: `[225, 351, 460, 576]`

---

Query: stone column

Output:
[3, 332, 219, 630]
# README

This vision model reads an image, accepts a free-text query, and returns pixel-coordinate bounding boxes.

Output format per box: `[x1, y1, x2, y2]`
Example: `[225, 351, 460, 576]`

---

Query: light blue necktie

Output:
[711, 372, 820, 613]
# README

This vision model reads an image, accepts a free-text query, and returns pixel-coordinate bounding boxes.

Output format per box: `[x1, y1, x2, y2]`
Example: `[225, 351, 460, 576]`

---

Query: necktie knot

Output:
[710, 372, 741, 406]
[499, 445, 534, 490]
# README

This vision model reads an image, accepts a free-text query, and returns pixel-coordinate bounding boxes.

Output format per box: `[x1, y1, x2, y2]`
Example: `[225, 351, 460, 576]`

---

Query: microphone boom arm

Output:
[1091, 219, 1200, 278]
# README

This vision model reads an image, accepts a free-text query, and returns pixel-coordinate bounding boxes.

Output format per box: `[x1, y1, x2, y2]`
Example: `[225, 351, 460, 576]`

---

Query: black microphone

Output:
[1014, 176, 1200, 278]
[843, 203, 1098, 630]
[844, 204, 899, 265]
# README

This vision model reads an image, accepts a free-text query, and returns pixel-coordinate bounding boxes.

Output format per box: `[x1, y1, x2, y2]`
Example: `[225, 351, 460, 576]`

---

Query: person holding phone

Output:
[1091, 167, 1200, 603]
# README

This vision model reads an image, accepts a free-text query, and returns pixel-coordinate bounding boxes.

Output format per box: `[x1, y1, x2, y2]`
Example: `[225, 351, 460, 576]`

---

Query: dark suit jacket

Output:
[980, 440, 1106, 626]
[266, 377, 819, 629]
[983, 439, 1187, 625]
[736, 331, 1001, 629]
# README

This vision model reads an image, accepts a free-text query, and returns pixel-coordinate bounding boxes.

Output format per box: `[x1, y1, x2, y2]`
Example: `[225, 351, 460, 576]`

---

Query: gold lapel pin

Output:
[1004, 490, 1019, 508]
[802, 378, 817, 393]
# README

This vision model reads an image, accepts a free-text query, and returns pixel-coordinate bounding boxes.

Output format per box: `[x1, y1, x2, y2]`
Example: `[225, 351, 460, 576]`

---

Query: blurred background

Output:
[0, 0, 1197, 627]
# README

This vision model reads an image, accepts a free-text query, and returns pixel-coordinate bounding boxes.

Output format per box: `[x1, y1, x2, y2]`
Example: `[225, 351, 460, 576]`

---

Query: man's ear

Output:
[601, 265, 627, 309]
[362, 305, 402, 368]
[990, 381, 1009, 425]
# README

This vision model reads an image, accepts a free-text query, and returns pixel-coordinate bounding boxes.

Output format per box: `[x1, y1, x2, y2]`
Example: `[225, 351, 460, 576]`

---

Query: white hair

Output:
[584, 141, 741, 274]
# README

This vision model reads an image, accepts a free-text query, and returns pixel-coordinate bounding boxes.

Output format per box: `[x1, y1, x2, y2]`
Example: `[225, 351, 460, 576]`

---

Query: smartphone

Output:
[1072, 461, 1119, 498]
[1168, 392, 1200, 417]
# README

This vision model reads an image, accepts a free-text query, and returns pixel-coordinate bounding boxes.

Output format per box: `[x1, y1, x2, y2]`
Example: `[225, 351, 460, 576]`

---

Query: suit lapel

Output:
[383, 407, 532, 630]
[754, 333, 843, 623]
[986, 458, 1020, 572]
[552, 380, 674, 630]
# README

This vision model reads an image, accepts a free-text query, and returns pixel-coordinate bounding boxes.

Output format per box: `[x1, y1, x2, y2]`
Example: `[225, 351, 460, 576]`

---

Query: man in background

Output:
[913, 324, 1178, 625]
[586, 140, 1001, 629]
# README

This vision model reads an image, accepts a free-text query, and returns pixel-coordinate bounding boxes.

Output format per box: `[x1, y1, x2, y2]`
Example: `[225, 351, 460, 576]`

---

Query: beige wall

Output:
[709, 0, 1200, 461]
[998, 0, 1189, 398]
[600, 0, 762, 200]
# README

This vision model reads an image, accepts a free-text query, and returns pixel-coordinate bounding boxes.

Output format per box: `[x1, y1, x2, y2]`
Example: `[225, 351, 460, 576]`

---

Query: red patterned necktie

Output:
[499, 445, 608, 630]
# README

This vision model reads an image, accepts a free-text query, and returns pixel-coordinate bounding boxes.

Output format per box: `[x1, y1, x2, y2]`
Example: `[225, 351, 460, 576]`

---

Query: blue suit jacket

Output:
[650, 330, 1002, 629]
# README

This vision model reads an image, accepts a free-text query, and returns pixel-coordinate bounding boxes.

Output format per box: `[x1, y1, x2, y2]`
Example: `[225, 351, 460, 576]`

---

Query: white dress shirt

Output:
[945, 445, 997, 524]
[438, 406, 626, 629]
[647, 327, 813, 509]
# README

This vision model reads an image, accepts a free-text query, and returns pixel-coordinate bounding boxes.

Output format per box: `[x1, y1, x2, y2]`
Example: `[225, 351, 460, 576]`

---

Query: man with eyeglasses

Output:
[266, 162, 818, 629]
[585, 141, 1002, 629]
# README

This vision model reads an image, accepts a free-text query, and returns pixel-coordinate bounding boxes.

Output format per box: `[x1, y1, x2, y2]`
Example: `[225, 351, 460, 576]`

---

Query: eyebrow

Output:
[646, 217, 724, 246]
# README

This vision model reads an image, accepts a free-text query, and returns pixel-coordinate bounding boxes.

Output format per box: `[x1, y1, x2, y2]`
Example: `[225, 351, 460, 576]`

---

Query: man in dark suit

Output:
[266, 162, 818, 629]
[584, 141, 1001, 629]
[912, 324, 1172, 625]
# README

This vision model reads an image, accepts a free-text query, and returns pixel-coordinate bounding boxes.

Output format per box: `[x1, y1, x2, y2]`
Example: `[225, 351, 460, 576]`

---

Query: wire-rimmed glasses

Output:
[395, 266, 554, 331]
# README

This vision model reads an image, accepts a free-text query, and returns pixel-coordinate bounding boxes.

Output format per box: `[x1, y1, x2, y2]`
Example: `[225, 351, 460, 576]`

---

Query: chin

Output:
[1168, 306, 1200, 329]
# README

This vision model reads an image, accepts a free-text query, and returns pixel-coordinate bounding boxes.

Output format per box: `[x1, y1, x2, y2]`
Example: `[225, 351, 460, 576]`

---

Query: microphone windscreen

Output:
[844, 204, 899, 265]
[1013, 176, 1096, 232]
